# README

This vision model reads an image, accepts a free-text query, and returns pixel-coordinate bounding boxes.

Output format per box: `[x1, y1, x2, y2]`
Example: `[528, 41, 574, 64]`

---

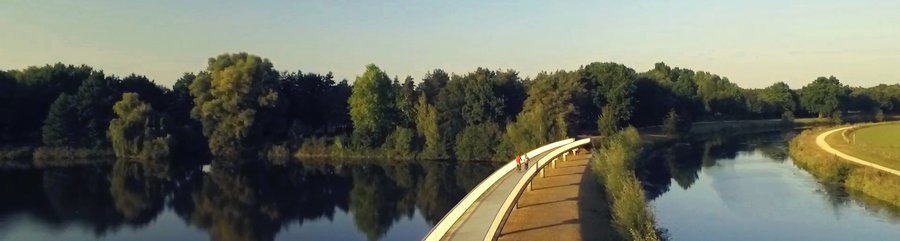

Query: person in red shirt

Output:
[515, 153, 522, 171]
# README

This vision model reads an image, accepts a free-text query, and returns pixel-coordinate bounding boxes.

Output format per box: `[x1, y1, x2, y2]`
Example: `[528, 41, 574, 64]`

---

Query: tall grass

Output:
[0, 147, 34, 168]
[789, 128, 900, 207]
[32, 146, 115, 167]
[592, 127, 663, 241]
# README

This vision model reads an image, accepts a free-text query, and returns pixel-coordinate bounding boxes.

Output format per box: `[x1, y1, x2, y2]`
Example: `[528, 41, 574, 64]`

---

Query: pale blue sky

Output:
[2, 0, 899, 88]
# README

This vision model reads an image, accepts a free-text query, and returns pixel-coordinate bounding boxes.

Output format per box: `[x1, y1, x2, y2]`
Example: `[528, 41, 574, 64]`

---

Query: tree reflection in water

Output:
[0, 159, 498, 241]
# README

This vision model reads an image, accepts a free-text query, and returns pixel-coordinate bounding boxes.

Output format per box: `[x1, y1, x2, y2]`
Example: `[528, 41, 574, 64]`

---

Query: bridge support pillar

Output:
[552, 158, 556, 168]
[540, 168, 545, 178]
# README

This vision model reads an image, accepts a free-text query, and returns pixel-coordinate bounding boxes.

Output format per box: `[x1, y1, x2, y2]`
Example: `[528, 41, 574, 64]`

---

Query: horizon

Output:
[3, 1, 900, 89]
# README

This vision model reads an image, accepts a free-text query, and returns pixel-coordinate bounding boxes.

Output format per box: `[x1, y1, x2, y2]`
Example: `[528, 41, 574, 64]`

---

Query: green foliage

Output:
[381, 127, 416, 159]
[598, 106, 621, 137]
[189, 53, 281, 160]
[582, 62, 637, 129]
[265, 144, 290, 165]
[41, 93, 79, 146]
[348, 64, 397, 148]
[280, 70, 352, 137]
[414, 95, 446, 159]
[693, 71, 746, 117]
[108, 93, 171, 162]
[32, 146, 114, 167]
[497, 70, 578, 159]
[394, 76, 418, 128]
[591, 127, 661, 241]
[759, 82, 797, 116]
[454, 122, 502, 161]
[0, 71, 17, 143]
[7, 63, 96, 143]
[417, 69, 449, 104]
[460, 69, 505, 125]
[800, 76, 849, 118]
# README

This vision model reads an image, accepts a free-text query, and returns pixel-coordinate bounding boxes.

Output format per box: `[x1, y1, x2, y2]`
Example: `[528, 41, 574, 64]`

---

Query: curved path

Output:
[816, 127, 900, 176]
[424, 138, 593, 241]
[423, 139, 574, 241]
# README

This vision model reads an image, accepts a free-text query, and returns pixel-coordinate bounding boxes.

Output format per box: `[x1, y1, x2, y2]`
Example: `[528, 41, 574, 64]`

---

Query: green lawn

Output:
[827, 123, 900, 171]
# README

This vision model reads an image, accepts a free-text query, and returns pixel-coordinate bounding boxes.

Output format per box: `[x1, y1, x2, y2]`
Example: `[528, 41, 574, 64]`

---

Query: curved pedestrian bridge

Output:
[424, 138, 594, 241]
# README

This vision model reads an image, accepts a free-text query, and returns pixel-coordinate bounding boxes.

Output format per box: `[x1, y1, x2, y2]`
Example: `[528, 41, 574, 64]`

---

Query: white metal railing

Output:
[483, 138, 593, 241]
[422, 138, 575, 241]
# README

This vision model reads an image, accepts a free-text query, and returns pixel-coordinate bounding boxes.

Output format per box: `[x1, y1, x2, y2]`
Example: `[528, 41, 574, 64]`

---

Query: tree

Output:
[108, 93, 171, 162]
[0, 71, 17, 142]
[693, 71, 746, 118]
[434, 75, 467, 156]
[598, 105, 620, 136]
[42, 93, 79, 146]
[381, 127, 416, 159]
[70, 73, 120, 147]
[460, 69, 505, 126]
[394, 76, 417, 128]
[759, 82, 797, 118]
[581, 62, 636, 131]
[799, 76, 848, 118]
[189, 53, 281, 160]
[414, 96, 445, 159]
[348, 64, 397, 148]
[454, 122, 502, 161]
[497, 71, 578, 159]
[418, 69, 449, 104]
[8, 63, 96, 143]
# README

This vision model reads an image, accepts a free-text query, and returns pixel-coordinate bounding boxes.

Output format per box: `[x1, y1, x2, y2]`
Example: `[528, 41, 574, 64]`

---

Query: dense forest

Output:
[1, 53, 899, 166]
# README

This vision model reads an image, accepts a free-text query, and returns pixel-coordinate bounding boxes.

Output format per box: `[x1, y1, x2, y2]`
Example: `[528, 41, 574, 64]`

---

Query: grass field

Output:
[826, 122, 900, 171]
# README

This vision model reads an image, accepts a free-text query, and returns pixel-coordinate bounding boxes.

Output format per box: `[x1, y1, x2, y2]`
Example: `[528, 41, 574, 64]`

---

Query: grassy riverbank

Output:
[828, 122, 900, 171]
[592, 127, 663, 241]
[789, 127, 900, 207]
[0, 146, 115, 168]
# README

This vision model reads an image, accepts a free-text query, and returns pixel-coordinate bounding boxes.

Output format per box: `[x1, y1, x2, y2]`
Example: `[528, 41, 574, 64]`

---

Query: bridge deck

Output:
[498, 152, 617, 241]
[440, 150, 555, 241]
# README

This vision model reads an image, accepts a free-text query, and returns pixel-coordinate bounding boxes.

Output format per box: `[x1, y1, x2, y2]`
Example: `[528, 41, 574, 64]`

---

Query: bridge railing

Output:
[483, 138, 593, 241]
[422, 138, 576, 241]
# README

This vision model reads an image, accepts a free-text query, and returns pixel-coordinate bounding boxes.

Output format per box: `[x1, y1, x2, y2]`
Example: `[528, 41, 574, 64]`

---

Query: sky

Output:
[2, 0, 899, 89]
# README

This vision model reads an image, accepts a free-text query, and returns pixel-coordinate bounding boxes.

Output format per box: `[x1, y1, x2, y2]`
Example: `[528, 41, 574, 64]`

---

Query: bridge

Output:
[423, 137, 595, 241]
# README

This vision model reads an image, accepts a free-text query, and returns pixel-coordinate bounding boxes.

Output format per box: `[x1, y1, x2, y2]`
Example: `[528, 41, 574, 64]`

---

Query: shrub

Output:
[381, 127, 416, 160]
[781, 110, 795, 123]
[592, 127, 662, 241]
[266, 144, 290, 165]
[874, 108, 885, 122]
[32, 146, 114, 167]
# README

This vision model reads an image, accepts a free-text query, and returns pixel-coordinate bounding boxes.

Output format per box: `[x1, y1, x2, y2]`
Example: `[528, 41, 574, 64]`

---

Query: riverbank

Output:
[789, 126, 900, 207]
[591, 128, 663, 241]
[0, 146, 114, 168]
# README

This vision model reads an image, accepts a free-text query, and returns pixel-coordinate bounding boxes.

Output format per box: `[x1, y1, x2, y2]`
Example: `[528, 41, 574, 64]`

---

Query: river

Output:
[0, 160, 499, 241]
[640, 131, 900, 241]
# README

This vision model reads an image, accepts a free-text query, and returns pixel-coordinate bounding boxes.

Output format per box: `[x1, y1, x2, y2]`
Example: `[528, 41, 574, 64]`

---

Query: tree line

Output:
[1, 53, 898, 165]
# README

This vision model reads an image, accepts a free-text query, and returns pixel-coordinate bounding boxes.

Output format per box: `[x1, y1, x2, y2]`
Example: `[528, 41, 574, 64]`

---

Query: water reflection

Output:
[640, 131, 900, 241]
[0, 160, 498, 241]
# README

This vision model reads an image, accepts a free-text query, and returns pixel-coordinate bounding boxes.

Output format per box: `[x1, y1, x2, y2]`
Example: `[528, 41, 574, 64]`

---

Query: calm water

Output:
[0, 160, 498, 241]
[640, 131, 900, 241]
